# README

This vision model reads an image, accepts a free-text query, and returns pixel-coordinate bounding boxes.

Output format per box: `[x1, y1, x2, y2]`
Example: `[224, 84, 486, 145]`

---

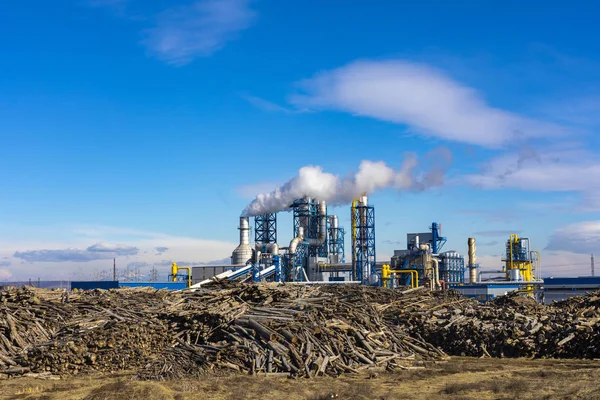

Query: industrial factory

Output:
[170, 194, 545, 302]
[69, 193, 595, 304]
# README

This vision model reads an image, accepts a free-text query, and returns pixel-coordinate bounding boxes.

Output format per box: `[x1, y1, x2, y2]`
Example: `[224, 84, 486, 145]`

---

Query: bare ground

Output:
[2, 357, 600, 400]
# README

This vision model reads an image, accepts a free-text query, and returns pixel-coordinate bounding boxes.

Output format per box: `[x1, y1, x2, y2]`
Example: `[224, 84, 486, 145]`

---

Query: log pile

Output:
[1, 284, 445, 379]
[397, 291, 600, 359]
[3, 284, 600, 380]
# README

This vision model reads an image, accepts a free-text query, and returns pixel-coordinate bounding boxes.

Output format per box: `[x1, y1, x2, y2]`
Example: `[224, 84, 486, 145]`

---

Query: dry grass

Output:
[2, 358, 600, 400]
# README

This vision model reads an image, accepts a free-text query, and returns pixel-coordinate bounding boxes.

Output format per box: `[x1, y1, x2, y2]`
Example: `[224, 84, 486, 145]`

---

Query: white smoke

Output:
[242, 149, 451, 216]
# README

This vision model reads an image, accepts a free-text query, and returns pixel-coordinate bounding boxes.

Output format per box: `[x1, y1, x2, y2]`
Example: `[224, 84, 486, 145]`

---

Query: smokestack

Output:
[232, 217, 253, 265]
[240, 216, 249, 245]
[468, 238, 477, 283]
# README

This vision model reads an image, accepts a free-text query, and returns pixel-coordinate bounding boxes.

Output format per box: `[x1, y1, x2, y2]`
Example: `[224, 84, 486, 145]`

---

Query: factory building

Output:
[389, 222, 466, 288]
[68, 193, 564, 306]
[455, 284, 520, 302]
[543, 277, 600, 304]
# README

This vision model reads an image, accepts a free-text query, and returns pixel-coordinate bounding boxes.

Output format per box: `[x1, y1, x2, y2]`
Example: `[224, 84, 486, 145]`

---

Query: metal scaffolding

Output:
[254, 213, 277, 244]
[328, 226, 345, 261]
[352, 202, 375, 283]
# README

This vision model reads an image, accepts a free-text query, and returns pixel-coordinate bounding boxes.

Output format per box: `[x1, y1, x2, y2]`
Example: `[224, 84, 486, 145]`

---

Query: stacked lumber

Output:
[0, 284, 445, 379]
[3, 284, 600, 380]
[397, 291, 600, 359]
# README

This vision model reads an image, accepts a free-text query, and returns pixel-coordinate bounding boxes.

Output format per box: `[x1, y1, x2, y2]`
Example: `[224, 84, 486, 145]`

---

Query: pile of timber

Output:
[398, 291, 600, 359]
[3, 284, 600, 380]
[0, 284, 445, 379]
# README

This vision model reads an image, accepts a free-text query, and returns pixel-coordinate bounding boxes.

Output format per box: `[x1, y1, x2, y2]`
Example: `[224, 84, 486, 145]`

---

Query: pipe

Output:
[432, 258, 440, 290]
[289, 227, 305, 255]
[255, 243, 279, 256]
[171, 262, 191, 288]
[468, 237, 477, 284]
[240, 216, 250, 245]
[329, 215, 339, 244]
[388, 269, 419, 288]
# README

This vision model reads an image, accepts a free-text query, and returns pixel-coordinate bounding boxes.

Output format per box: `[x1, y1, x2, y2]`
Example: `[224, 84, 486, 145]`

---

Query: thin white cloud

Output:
[86, 242, 139, 255]
[143, 0, 257, 65]
[14, 242, 139, 263]
[546, 221, 600, 254]
[242, 95, 295, 113]
[3, 224, 237, 280]
[154, 246, 169, 255]
[463, 147, 600, 210]
[289, 59, 567, 148]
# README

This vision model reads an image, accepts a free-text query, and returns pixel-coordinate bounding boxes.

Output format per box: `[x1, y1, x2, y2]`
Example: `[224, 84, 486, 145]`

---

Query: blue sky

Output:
[1, 0, 599, 281]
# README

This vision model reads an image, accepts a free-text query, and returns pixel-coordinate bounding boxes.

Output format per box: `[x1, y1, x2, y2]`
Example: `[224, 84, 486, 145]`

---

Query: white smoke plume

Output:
[242, 148, 451, 216]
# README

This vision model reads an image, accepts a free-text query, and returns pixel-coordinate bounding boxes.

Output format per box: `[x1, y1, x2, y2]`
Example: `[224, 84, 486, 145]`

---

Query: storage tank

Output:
[509, 269, 521, 282]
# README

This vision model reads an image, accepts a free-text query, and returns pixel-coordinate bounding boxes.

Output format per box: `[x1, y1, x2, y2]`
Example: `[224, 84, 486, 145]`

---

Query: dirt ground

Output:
[2, 357, 600, 400]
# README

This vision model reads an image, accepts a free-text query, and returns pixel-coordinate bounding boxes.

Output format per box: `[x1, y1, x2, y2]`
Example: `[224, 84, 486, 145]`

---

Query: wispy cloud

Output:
[154, 246, 169, 255]
[546, 221, 600, 254]
[14, 242, 138, 263]
[3, 224, 237, 279]
[0, 261, 10, 267]
[242, 94, 309, 114]
[289, 59, 567, 148]
[87, 242, 139, 255]
[143, 0, 257, 66]
[464, 146, 600, 210]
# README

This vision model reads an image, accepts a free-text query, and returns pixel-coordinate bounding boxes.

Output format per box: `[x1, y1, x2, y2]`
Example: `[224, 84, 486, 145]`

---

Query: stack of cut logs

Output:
[2, 284, 600, 380]
[397, 291, 600, 359]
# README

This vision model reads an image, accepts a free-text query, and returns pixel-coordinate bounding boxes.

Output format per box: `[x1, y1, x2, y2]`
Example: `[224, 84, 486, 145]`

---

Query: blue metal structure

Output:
[431, 222, 446, 254]
[254, 213, 277, 244]
[292, 242, 309, 281]
[291, 198, 328, 258]
[389, 222, 465, 286]
[273, 255, 282, 282]
[504, 236, 530, 264]
[438, 252, 466, 285]
[120, 282, 187, 290]
[328, 226, 345, 262]
[352, 202, 376, 283]
[72, 281, 119, 290]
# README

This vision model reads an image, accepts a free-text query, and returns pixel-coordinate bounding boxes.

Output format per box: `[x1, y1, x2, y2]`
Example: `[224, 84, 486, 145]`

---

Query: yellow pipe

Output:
[171, 262, 178, 282]
[389, 269, 419, 288]
[171, 262, 192, 288]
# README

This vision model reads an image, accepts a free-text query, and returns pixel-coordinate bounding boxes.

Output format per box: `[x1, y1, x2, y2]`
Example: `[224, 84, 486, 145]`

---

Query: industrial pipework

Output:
[467, 237, 478, 283]
[170, 262, 191, 288]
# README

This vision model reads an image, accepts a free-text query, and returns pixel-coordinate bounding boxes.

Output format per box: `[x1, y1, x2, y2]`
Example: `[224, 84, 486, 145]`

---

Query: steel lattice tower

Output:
[254, 213, 277, 244]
